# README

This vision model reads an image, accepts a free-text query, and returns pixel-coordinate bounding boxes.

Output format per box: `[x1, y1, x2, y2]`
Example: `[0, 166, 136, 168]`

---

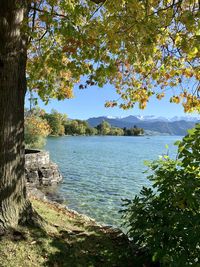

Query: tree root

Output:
[19, 200, 45, 229]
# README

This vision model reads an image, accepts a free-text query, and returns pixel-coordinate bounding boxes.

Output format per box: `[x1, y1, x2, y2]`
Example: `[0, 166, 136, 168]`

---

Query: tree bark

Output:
[0, 0, 31, 230]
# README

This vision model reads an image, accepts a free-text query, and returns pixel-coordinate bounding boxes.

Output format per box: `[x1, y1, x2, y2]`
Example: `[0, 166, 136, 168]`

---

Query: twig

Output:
[28, 2, 37, 43]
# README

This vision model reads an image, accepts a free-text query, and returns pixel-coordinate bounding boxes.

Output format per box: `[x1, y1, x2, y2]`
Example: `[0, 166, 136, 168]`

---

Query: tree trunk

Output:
[0, 0, 31, 230]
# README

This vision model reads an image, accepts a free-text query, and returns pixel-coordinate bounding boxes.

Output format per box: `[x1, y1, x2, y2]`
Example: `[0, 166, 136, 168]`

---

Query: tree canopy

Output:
[27, 0, 200, 112]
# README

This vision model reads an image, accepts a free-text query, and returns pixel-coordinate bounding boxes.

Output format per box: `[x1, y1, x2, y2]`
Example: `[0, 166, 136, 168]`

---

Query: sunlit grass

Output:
[0, 197, 134, 267]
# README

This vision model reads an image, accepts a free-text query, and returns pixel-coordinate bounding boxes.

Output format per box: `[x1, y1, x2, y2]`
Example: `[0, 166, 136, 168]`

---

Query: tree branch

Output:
[90, 1, 105, 19]
[29, 3, 37, 43]
[30, 6, 71, 21]
[90, 0, 106, 3]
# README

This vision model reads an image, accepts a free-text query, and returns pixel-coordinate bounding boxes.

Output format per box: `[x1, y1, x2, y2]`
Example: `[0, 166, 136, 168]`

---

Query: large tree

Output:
[0, 0, 199, 230]
[0, 0, 30, 230]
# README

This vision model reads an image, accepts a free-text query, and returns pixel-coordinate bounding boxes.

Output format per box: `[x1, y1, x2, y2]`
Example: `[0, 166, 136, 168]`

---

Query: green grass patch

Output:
[0, 198, 135, 267]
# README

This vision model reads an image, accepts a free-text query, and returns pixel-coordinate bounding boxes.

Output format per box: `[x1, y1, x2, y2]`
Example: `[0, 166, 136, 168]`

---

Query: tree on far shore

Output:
[96, 120, 111, 135]
[44, 110, 67, 136]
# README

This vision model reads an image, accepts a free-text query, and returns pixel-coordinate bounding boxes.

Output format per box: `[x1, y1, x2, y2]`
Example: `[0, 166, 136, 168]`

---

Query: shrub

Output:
[122, 123, 200, 266]
[25, 115, 51, 149]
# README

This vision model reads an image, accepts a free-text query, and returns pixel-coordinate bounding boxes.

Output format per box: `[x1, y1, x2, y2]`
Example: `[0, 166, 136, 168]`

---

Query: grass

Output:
[0, 197, 135, 267]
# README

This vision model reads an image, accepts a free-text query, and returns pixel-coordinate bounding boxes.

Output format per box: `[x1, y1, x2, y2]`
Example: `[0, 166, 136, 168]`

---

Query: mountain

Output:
[87, 116, 199, 135]
[169, 116, 200, 122]
[136, 120, 197, 135]
[87, 116, 140, 128]
[134, 115, 169, 122]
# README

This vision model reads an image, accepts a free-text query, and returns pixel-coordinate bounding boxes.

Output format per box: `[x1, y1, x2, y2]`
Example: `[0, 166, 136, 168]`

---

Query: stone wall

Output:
[25, 149, 63, 187]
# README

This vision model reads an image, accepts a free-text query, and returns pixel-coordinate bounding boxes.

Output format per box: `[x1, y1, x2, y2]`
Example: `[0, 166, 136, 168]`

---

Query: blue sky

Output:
[25, 83, 199, 120]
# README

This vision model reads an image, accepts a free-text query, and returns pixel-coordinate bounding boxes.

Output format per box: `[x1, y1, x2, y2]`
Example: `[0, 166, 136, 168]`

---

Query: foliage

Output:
[122, 123, 200, 266]
[124, 126, 144, 136]
[96, 120, 111, 135]
[25, 106, 46, 118]
[27, 0, 200, 112]
[85, 126, 98, 136]
[44, 109, 67, 136]
[25, 114, 51, 148]
[26, 109, 144, 137]
[64, 119, 92, 135]
[64, 118, 144, 136]
[95, 122, 144, 136]
[109, 127, 124, 136]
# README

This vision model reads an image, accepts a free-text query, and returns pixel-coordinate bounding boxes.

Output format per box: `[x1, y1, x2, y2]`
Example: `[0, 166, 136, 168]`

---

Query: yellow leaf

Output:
[188, 47, 198, 58]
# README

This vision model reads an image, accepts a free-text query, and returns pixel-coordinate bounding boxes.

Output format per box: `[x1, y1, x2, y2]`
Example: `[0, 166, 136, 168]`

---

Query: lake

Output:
[45, 135, 182, 228]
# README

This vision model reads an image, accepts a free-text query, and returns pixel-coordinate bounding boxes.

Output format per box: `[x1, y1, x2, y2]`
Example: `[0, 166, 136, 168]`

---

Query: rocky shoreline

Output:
[25, 148, 64, 202]
[25, 149, 63, 187]
[29, 191, 127, 245]
[25, 149, 99, 222]
[25, 149, 126, 239]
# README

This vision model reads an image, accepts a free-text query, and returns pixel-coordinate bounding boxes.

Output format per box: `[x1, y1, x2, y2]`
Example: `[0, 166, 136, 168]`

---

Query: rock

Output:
[25, 149, 49, 167]
[27, 188, 47, 200]
[25, 149, 63, 187]
[25, 169, 39, 185]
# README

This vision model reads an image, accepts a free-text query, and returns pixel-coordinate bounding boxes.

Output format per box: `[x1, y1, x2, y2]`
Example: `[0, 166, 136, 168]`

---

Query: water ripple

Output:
[45, 135, 181, 228]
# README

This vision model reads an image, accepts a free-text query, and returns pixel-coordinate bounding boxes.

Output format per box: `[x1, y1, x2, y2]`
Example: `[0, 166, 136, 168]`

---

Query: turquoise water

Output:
[45, 135, 181, 228]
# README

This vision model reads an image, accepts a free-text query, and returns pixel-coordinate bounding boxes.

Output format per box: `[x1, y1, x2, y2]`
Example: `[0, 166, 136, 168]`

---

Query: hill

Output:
[87, 116, 199, 135]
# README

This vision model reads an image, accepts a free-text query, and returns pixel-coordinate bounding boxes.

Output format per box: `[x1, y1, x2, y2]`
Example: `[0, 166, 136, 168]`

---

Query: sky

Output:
[25, 83, 200, 120]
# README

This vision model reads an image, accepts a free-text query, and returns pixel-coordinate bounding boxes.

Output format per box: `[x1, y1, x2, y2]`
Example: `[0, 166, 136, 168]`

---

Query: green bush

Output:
[25, 115, 50, 149]
[122, 123, 200, 266]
